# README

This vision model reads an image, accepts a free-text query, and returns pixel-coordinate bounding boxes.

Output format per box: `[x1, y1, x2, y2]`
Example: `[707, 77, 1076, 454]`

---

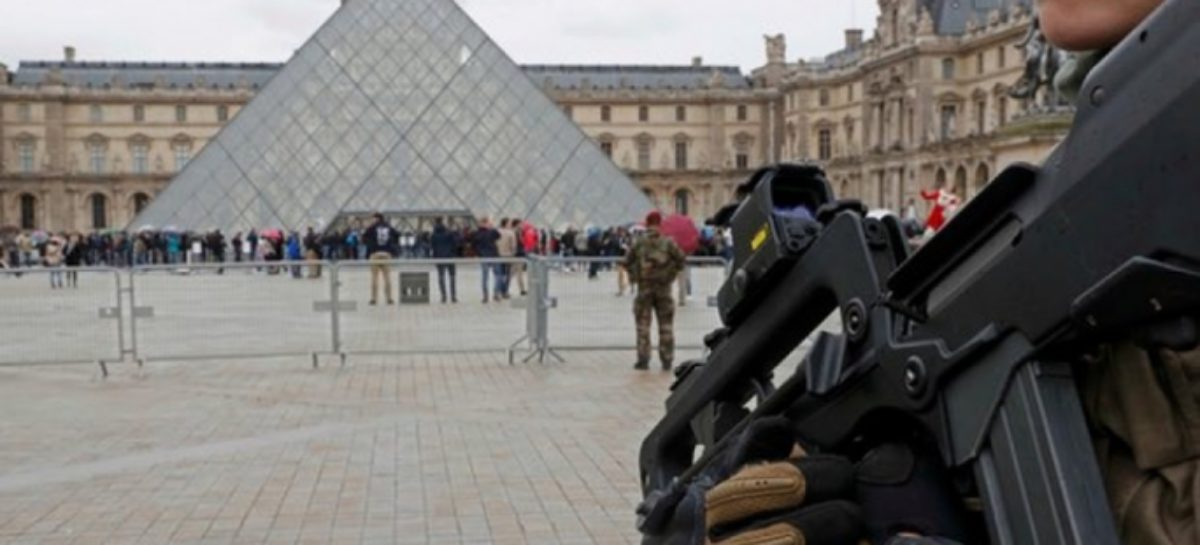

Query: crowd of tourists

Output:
[0, 218, 734, 293]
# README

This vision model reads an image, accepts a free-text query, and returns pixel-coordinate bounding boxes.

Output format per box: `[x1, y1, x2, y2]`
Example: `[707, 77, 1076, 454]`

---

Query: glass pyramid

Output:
[132, 0, 652, 232]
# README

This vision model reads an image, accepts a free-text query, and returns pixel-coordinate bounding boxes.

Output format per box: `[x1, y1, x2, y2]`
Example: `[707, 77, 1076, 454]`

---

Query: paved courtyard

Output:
[0, 262, 833, 545]
[0, 351, 697, 545]
[0, 262, 728, 366]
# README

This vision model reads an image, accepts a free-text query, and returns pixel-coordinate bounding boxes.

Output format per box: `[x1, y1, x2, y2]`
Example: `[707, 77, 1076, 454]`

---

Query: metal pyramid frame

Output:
[133, 0, 652, 232]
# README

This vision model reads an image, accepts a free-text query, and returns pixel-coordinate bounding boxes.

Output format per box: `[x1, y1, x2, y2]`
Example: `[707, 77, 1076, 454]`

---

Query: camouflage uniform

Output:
[1081, 340, 1200, 544]
[626, 230, 686, 368]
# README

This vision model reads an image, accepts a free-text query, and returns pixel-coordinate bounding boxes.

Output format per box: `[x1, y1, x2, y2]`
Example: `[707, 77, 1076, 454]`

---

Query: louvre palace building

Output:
[0, 0, 1069, 232]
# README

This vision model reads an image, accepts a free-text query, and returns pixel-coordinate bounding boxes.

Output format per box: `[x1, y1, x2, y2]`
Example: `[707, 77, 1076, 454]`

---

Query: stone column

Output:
[39, 189, 51, 231]
[112, 187, 126, 229]
[709, 102, 726, 170]
[766, 100, 779, 164]
[757, 102, 770, 165]
[43, 88, 67, 176]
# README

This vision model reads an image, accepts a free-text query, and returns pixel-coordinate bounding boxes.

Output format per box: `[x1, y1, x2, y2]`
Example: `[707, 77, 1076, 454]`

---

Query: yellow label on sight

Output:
[750, 225, 769, 251]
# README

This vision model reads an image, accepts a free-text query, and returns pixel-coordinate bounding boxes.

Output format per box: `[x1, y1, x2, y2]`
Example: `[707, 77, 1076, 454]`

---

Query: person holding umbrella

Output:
[659, 214, 700, 306]
[625, 211, 687, 372]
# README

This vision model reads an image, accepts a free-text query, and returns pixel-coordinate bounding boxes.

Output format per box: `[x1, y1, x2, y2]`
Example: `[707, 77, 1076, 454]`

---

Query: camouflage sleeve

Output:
[625, 242, 640, 282]
[1079, 341, 1200, 544]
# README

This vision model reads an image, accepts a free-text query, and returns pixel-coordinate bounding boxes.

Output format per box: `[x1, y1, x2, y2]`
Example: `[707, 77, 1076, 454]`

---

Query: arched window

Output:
[133, 193, 151, 215]
[674, 190, 691, 217]
[91, 194, 109, 229]
[954, 166, 969, 197]
[975, 164, 991, 193]
[935, 168, 947, 189]
[19, 194, 36, 230]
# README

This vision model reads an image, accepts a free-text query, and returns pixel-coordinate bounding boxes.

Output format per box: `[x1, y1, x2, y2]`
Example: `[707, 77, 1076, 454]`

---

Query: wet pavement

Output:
[0, 351, 692, 545]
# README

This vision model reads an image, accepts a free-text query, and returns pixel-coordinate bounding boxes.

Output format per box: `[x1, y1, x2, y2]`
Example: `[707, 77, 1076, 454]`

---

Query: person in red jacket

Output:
[919, 187, 960, 233]
[514, 221, 538, 297]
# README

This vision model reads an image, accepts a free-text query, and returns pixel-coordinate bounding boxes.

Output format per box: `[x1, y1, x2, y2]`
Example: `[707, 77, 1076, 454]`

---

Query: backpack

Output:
[634, 237, 681, 285]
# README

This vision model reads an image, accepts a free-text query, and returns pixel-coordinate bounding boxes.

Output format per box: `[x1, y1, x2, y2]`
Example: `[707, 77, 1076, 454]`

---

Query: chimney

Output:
[692, 56, 703, 67]
[64, 46, 77, 63]
[845, 29, 864, 50]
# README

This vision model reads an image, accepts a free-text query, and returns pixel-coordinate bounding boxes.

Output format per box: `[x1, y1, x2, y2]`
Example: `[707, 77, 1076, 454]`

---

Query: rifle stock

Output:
[638, 1, 1200, 543]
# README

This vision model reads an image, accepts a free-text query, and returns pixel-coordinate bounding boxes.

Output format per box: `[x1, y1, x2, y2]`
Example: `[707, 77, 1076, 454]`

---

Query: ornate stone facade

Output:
[0, 56, 262, 231]
[766, 0, 1069, 212]
[0, 0, 1069, 231]
[533, 62, 765, 222]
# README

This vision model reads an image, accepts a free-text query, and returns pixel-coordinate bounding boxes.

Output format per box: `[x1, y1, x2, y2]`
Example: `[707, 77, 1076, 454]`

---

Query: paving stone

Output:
[0, 350, 696, 544]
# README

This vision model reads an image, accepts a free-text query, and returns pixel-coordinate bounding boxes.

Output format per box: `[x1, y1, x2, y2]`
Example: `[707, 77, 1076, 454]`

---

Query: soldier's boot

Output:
[661, 360, 673, 372]
[633, 360, 650, 371]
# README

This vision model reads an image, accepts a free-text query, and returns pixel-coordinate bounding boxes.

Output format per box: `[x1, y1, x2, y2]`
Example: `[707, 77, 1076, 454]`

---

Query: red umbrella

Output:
[259, 228, 284, 241]
[660, 214, 700, 255]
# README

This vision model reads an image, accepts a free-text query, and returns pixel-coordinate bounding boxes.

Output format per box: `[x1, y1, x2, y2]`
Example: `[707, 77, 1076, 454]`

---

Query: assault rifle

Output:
[637, 1, 1200, 543]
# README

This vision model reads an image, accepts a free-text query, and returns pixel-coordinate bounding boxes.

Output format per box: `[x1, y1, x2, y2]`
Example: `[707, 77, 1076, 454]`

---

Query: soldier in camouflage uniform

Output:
[627, 211, 687, 372]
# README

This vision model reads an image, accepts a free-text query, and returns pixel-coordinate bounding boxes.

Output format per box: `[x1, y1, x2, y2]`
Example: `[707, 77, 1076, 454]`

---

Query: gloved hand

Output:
[639, 417, 968, 545]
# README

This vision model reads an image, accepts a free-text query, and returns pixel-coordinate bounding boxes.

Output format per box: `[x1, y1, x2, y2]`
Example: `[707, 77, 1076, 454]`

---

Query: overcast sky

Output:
[0, 0, 880, 71]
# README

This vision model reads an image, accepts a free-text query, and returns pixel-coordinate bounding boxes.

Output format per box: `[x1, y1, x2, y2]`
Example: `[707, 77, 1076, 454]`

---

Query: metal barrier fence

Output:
[540, 257, 727, 351]
[129, 262, 331, 363]
[0, 267, 125, 369]
[0, 256, 731, 370]
[334, 259, 529, 356]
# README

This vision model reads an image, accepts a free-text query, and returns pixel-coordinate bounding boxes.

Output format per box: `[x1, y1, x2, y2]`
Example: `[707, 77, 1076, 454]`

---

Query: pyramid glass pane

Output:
[132, 0, 651, 233]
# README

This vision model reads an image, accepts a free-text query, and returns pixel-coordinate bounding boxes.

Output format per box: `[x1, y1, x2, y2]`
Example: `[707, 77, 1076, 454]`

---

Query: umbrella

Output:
[260, 228, 284, 241]
[162, 225, 181, 233]
[661, 214, 700, 255]
[137, 225, 157, 233]
[30, 231, 49, 245]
